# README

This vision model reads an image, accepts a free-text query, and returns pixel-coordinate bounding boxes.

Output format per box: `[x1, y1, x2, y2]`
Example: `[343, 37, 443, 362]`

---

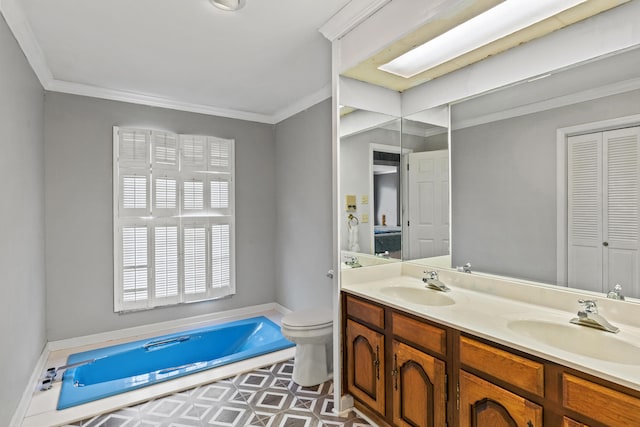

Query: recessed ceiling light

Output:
[210, 0, 246, 12]
[378, 0, 588, 79]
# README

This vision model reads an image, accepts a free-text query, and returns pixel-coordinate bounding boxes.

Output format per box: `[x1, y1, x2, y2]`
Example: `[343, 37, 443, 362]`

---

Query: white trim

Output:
[270, 84, 331, 124]
[9, 343, 50, 427]
[319, 0, 391, 41]
[0, 0, 53, 89]
[48, 79, 276, 124]
[48, 302, 286, 352]
[454, 76, 640, 130]
[556, 114, 640, 287]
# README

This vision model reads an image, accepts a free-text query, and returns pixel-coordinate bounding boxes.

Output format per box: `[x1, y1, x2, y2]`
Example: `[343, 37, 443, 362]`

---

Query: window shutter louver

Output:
[211, 224, 231, 288]
[180, 135, 207, 171]
[119, 129, 150, 168]
[154, 225, 179, 299]
[183, 177, 205, 212]
[208, 137, 232, 172]
[121, 225, 149, 303]
[152, 131, 178, 169]
[210, 177, 230, 212]
[183, 225, 207, 296]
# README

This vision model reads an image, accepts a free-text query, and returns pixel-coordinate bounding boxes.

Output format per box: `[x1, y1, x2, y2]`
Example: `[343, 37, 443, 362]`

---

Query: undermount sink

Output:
[379, 286, 455, 306]
[507, 319, 640, 365]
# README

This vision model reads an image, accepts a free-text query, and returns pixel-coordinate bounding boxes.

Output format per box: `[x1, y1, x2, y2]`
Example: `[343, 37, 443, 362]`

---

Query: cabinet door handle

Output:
[527, 421, 533, 427]
[392, 353, 398, 390]
[374, 345, 380, 380]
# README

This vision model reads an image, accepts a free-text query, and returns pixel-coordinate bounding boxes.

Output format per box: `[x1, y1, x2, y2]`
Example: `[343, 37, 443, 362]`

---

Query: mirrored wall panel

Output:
[449, 46, 640, 298]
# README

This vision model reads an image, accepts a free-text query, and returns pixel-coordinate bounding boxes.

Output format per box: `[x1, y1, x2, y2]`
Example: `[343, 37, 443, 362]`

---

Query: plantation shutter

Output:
[114, 127, 235, 312]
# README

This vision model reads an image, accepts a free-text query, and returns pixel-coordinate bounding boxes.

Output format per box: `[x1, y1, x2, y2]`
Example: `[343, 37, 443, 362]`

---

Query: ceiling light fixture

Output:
[378, 0, 588, 79]
[210, 0, 246, 11]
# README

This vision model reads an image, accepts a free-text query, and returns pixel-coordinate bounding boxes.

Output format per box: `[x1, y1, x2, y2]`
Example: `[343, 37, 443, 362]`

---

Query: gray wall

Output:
[451, 88, 640, 283]
[0, 14, 46, 425]
[274, 99, 333, 310]
[44, 92, 278, 340]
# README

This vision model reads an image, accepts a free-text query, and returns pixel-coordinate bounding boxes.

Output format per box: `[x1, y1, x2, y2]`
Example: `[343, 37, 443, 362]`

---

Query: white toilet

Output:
[281, 308, 333, 386]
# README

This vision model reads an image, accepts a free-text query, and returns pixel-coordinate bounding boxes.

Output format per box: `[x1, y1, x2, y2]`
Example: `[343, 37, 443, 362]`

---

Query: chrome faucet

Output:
[376, 250, 390, 259]
[422, 270, 451, 292]
[606, 284, 625, 301]
[456, 262, 472, 273]
[570, 299, 619, 333]
[344, 256, 361, 268]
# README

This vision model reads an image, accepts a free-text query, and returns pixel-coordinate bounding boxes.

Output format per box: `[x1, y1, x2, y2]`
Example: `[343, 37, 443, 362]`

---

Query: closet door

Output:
[568, 126, 640, 297]
[568, 132, 603, 293]
[603, 127, 640, 297]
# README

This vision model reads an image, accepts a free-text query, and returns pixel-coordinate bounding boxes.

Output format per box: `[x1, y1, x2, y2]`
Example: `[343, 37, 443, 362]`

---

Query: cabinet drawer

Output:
[563, 373, 640, 426]
[460, 336, 544, 397]
[563, 417, 589, 427]
[392, 311, 446, 356]
[346, 295, 384, 329]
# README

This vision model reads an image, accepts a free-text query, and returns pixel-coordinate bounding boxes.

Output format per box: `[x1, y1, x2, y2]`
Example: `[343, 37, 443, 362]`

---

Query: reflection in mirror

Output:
[449, 47, 640, 299]
[401, 116, 450, 263]
[339, 108, 402, 268]
[338, 104, 452, 268]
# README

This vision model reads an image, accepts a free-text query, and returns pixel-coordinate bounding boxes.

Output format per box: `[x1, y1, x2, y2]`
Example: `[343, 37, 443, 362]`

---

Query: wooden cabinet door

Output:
[459, 370, 542, 427]
[346, 319, 385, 415]
[392, 340, 446, 427]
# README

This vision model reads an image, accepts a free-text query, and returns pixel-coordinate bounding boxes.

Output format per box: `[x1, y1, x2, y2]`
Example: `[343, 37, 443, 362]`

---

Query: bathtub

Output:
[57, 316, 294, 409]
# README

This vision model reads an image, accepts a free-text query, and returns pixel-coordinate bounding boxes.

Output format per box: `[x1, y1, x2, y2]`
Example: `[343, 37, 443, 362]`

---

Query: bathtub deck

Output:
[22, 310, 293, 427]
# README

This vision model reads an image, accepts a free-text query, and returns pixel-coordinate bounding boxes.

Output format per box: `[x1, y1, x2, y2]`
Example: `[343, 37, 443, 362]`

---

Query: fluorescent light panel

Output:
[378, 0, 588, 78]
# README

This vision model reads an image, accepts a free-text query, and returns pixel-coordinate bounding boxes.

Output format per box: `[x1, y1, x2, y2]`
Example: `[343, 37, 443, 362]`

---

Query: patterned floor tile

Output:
[73, 359, 371, 427]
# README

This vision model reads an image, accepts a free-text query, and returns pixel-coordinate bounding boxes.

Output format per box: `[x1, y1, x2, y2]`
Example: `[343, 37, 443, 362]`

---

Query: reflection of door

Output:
[568, 126, 640, 296]
[407, 150, 449, 259]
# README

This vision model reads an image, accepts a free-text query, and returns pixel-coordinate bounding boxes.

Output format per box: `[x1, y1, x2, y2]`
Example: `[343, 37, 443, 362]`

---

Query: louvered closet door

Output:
[603, 127, 640, 297]
[568, 126, 640, 296]
[568, 132, 603, 293]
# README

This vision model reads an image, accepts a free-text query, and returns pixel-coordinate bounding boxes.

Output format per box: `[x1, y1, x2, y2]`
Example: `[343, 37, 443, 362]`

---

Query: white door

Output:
[407, 150, 449, 259]
[568, 126, 640, 297]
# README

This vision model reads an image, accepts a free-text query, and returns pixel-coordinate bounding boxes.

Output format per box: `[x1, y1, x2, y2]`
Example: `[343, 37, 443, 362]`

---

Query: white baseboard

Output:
[9, 342, 51, 427]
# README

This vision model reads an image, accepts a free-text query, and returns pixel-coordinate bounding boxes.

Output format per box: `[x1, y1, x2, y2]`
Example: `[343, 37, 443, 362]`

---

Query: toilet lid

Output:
[281, 308, 333, 329]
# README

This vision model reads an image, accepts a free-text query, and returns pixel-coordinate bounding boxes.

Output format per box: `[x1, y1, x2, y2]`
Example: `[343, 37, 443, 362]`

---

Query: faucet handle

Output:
[423, 270, 438, 280]
[578, 299, 598, 313]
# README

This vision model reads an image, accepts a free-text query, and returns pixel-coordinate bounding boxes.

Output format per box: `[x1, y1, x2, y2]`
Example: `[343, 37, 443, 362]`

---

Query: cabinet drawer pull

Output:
[375, 345, 380, 380]
[392, 353, 398, 390]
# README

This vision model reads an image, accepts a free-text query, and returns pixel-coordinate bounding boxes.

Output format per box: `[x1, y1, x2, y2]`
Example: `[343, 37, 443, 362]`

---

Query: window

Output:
[113, 127, 235, 312]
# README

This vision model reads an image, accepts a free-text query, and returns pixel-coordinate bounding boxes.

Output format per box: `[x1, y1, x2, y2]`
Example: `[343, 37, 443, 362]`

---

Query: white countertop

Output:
[341, 262, 640, 392]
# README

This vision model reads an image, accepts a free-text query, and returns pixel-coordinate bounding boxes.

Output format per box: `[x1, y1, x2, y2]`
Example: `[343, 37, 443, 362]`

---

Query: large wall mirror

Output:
[449, 46, 640, 299]
[338, 83, 450, 268]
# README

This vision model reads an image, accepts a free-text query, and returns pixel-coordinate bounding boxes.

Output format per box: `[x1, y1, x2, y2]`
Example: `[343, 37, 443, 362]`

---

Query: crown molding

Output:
[453, 76, 640, 130]
[270, 84, 332, 124]
[47, 79, 277, 124]
[2, 0, 330, 125]
[319, 0, 390, 41]
[0, 0, 53, 88]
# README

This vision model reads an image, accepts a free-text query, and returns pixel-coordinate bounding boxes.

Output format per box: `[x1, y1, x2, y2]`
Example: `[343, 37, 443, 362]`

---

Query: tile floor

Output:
[69, 359, 371, 426]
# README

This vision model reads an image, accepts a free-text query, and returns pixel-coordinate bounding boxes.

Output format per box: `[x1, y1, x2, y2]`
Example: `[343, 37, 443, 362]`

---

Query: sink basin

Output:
[507, 320, 640, 365]
[379, 286, 455, 306]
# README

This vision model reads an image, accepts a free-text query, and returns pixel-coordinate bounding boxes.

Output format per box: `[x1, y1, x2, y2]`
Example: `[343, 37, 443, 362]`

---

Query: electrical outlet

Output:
[361, 214, 369, 223]
[361, 195, 369, 204]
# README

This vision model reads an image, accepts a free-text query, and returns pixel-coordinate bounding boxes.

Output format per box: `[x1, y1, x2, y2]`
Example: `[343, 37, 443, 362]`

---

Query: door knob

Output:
[603, 242, 609, 247]
[326, 269, 334, 279]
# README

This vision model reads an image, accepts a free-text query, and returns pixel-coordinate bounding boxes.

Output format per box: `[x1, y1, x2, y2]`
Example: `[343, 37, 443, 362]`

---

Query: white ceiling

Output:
[6, 0, 352, 123]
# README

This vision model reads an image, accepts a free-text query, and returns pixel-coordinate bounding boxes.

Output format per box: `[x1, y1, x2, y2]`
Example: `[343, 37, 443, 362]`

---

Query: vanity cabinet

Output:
[342, 292, 640, 427]
[344, 294, 449, 426]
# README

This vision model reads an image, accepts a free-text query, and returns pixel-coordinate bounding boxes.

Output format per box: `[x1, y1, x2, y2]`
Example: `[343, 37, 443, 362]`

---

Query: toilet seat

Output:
[281, 308, 332, 330]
